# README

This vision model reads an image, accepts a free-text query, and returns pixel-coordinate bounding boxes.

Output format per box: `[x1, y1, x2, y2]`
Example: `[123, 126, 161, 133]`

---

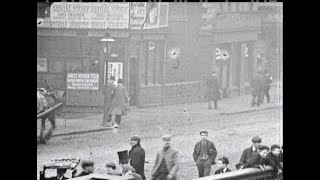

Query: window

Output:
[37, 57, 48, 72]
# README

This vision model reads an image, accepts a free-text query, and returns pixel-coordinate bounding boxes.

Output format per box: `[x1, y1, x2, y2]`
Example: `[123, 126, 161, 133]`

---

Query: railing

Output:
[193, 166, 282, 180]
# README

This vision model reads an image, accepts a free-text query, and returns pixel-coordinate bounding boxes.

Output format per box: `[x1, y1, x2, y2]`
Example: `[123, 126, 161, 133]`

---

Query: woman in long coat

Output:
[108, 78, 129, 128]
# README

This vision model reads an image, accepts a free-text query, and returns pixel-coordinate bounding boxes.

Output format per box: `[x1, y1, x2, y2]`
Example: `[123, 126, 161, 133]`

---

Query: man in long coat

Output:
[239, 136, 262, 164]
[261, 70, 272, 104]
[251, 72, 263, 107]
[108, 78, 130, 128]
[151, 134, 179, 180]
[206, 72, 220, 109]
[193, 130, 217, 177]
[129, 135, 146, 180]
[101, 76, 116, 127]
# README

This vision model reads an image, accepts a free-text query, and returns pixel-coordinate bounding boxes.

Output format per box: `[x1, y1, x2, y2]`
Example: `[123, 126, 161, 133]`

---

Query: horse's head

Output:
[51, 89, 66, 104]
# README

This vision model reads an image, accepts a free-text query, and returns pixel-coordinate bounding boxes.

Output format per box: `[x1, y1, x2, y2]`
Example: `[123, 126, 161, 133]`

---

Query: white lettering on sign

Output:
[50, 2, 129, 29]
[67, 73, 99, 90]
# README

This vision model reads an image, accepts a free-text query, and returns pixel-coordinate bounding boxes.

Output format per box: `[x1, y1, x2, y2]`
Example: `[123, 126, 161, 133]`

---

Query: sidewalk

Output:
[37, 82, 282, 138]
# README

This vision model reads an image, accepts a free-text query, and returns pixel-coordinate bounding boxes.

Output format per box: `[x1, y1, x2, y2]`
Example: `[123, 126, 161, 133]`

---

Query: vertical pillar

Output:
[240, 42, 246, 95]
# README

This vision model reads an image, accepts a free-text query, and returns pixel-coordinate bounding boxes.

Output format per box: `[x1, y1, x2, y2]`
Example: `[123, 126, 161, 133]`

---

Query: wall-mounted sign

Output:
[67, 73, 99, 90]
[50, 2, 129, 29]
[37, 57, 47, 72]
[130, 2, 168, 29]
[107, 62, 123, 85]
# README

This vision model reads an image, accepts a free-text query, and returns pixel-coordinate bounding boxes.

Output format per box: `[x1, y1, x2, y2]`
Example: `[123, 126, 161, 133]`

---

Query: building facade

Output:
[37, 2, 281, 107]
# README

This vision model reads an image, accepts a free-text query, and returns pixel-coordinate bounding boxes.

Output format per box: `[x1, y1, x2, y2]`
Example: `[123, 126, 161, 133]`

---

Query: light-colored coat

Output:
[151, 146, 179, 178]
[108, 84, 129, 116]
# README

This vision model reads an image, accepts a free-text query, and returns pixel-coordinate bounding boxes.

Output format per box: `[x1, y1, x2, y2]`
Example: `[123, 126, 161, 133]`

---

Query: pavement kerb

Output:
[47, 105, 282, 138]
[218, 105, 282, 115]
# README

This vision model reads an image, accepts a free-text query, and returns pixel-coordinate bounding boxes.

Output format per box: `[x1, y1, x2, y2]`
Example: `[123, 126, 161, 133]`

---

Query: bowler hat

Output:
[162, 134, 171, 141]
[117, 150, 129, 164]
[252, 136, 262, 143]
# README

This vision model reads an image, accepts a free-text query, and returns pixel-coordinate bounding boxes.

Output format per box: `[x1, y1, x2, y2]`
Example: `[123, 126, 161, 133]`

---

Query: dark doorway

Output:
[129, 57, 138, 106]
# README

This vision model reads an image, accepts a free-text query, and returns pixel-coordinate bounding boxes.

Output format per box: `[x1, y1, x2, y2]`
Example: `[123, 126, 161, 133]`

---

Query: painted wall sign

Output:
[67, 73, 99, 90]
[50, 2, 129, 29]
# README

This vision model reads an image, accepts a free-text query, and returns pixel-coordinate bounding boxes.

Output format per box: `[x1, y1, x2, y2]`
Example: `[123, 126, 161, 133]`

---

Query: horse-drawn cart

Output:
[37, 103, 63, 119]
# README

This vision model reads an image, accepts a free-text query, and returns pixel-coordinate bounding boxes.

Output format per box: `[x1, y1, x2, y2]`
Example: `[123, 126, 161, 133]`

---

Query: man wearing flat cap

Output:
[267, 144, 283, 171]
[193, 130, 217, 177]
[129, 135, 146, 180]
[151, 134, 179, 180]
[72, 160, 94, 177]
[239, 136, 262, 165]
[243, 145, 281, 175]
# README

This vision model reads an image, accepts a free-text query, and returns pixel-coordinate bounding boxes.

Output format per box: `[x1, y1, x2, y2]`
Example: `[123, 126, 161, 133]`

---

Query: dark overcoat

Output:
[251, 75, 263, 96]
[206, 76, 220, 101]
[214, 168, 231, 174]
[129, 144, 146, 180]
[108, 84, 129, 116]
[193, 140, 217, 165]
[243, 153, 279, 173]
[239, 146, 259, 164]
[103, 82, 115, 121]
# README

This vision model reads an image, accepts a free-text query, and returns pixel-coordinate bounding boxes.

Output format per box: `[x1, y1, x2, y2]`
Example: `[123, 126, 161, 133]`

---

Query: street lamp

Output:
[100, 32, 115, 85]
[100, 32, 115, 55]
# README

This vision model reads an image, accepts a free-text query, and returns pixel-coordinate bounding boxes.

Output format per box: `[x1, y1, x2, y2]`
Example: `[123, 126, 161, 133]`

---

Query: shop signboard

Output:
[67, 73, 99, 90]
[50, 2, 129, 29]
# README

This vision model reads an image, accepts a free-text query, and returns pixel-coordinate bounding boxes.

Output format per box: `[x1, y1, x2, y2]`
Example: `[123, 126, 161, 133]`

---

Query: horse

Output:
[37, 88, 65, 144]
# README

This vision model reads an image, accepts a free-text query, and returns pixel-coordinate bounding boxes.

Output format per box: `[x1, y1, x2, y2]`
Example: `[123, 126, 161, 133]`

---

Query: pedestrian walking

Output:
[108, 78, 130, 128]
[205, 72, 220, 109]
[239, 136, 262, 164]
[151, 134, 179, 180]
[261, 70, 272, 104]
[193, 130, 217, 177]
[214, 156, 231, 175]
[251, 72, 263, 107]
[101, 76, 116, 127]
[129, 135, 146, 180]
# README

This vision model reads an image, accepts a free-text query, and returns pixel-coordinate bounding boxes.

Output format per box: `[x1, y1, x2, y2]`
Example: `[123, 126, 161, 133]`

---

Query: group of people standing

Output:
[193, 132, 283, 178]
[251, 70, 273, 107]
[101, 76, 130, 128]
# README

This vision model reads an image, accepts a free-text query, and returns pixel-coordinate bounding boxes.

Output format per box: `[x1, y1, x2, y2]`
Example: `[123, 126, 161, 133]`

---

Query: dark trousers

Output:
[115, 115, 122, 125]
[262, 88, 270, 103]
[102, 113, 112, 125]
[196, 159, 211, 177]
[251, 92, 262, 107]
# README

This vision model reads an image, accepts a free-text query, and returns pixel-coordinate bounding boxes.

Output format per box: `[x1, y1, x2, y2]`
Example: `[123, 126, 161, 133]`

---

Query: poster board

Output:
[67, 73, 99, 90]
[50, 2, 129, 29]
[107, 62, 123, 85]
[37, 57, 48, 72]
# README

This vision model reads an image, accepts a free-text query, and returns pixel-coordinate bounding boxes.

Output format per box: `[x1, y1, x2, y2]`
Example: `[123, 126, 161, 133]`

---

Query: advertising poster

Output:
[50, 2, 129, 29]
[67, 73, 99, 90]
[107, 62, 123, 85]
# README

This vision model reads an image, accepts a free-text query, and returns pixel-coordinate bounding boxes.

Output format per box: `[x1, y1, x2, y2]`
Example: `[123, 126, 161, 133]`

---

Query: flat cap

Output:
[218, 156, 229, 165]
[271, 144, 280, 150]
[81, 160, 94, 168]
[200, 130, 208, 135]
[105, 162, 116, 169]
[162, 134, 171, 141]
[130, 135, 141, 142]
[258, 145, 270, 151]
[252, 136, 262, 143]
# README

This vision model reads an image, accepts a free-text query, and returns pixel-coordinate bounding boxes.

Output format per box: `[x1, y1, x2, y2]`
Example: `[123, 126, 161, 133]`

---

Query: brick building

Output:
[37, 2, 281, 108]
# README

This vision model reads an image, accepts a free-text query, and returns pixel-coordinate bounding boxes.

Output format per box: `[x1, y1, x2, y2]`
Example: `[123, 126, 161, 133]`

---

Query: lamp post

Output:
[100, 32, 115, 85]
